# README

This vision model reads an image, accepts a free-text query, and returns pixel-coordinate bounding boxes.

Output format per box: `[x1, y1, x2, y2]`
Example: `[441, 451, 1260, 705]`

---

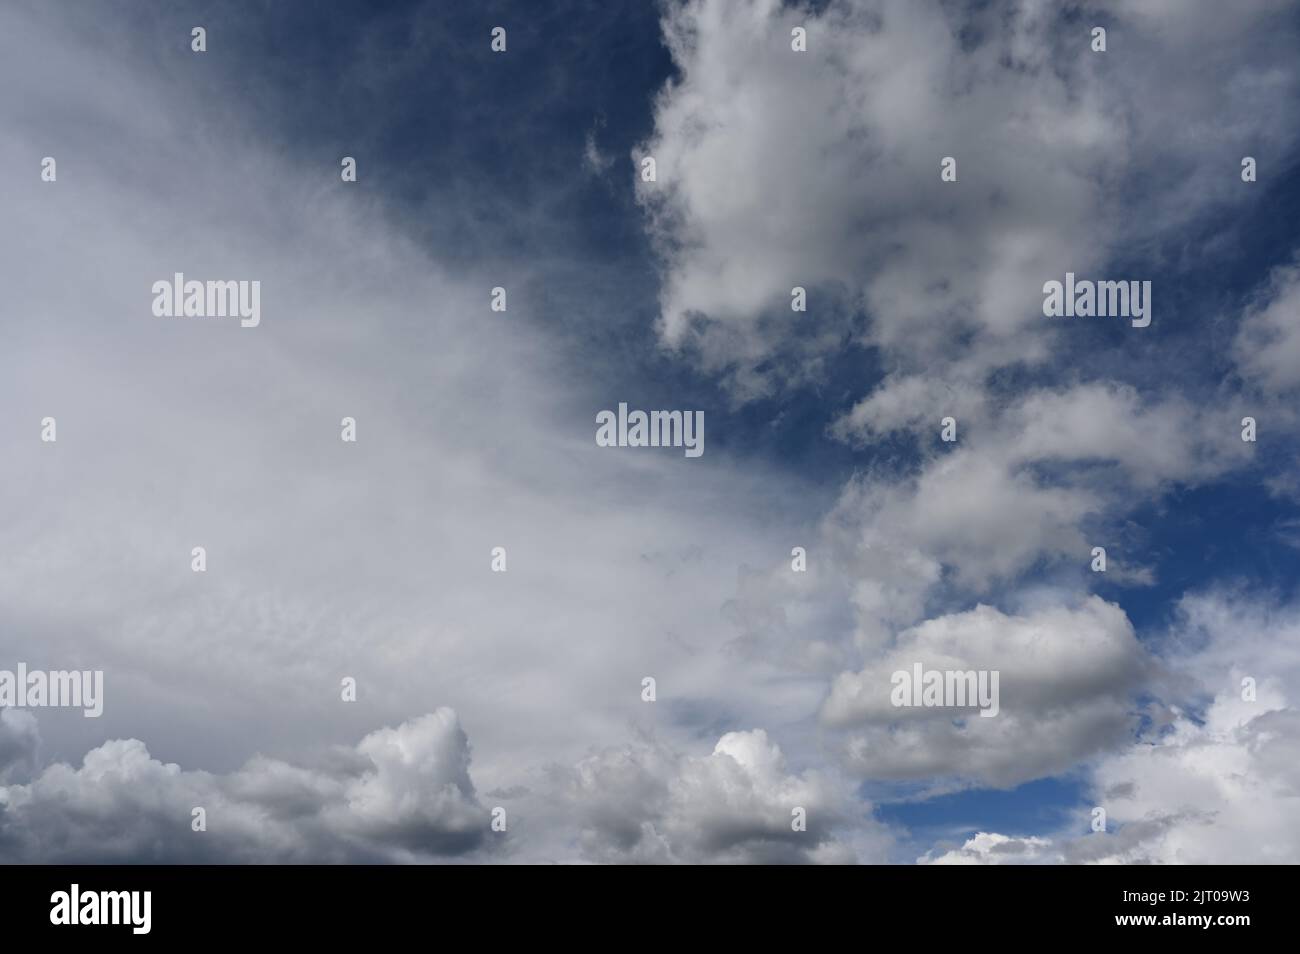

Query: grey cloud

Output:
[0, 709, 487, 863]
[0, 710, 40, 785]
[1233, 257, 1300, 395]
[563, 728, 879, 864]
[823, 597, 1154, 787]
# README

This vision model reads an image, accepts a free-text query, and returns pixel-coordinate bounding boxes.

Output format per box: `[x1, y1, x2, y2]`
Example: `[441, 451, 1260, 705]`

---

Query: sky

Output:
[0, 0, 1298, 864]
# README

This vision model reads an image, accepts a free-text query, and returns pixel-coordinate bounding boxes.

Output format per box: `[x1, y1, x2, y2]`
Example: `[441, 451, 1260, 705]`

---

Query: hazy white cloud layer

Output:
[0, 0, 829, 862]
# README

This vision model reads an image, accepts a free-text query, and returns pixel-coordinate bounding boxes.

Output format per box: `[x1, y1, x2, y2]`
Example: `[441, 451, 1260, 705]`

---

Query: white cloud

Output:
[584, 127, 614, 175]
[637, 0, 1300, 397]
[920, 831, 1060, 865]
[822, 597, 1152, 787]
[1004, 383, 1248, 487]
[1076, 591, 1300, 864]
[913, 591, 1300, 864]
[638, 2, 1279, 728]
[1233, 258, 1300, 394]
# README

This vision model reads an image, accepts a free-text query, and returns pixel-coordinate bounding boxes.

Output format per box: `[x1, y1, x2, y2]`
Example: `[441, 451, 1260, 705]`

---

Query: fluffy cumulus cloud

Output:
[639, 0, 1300, 829]
[1001, 384, 1250, 488]
[730, 397, 1202, 670]
[636, 0, 1285, 627]
[821, 597, 1152, 787]
[825, 381, 1249, 612]
[796, 378, 1259, 666]
[0, 709, 489, 863]
[1070, 593, 1300, 864]
[842, 380, 1250, 488]
[723, 439, 1118, 672]
[565, 729, 880, 864]
[637, 0, 1300, 397]
[1074, 705, 1300, 864]
[638, 0, 1109, 394]
[918, 591, 1300, 863]
[843, 452, 1097, 593]
[0, 711, 898, 864]
[920, 832, 1061, 866]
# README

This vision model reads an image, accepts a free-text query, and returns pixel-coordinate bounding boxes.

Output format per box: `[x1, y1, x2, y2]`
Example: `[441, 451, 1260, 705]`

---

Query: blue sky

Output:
[1, 0, 1299, 864]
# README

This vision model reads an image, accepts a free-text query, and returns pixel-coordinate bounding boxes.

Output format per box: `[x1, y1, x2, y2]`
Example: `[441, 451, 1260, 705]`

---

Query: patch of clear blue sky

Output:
[874, 775, 1089, 858]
